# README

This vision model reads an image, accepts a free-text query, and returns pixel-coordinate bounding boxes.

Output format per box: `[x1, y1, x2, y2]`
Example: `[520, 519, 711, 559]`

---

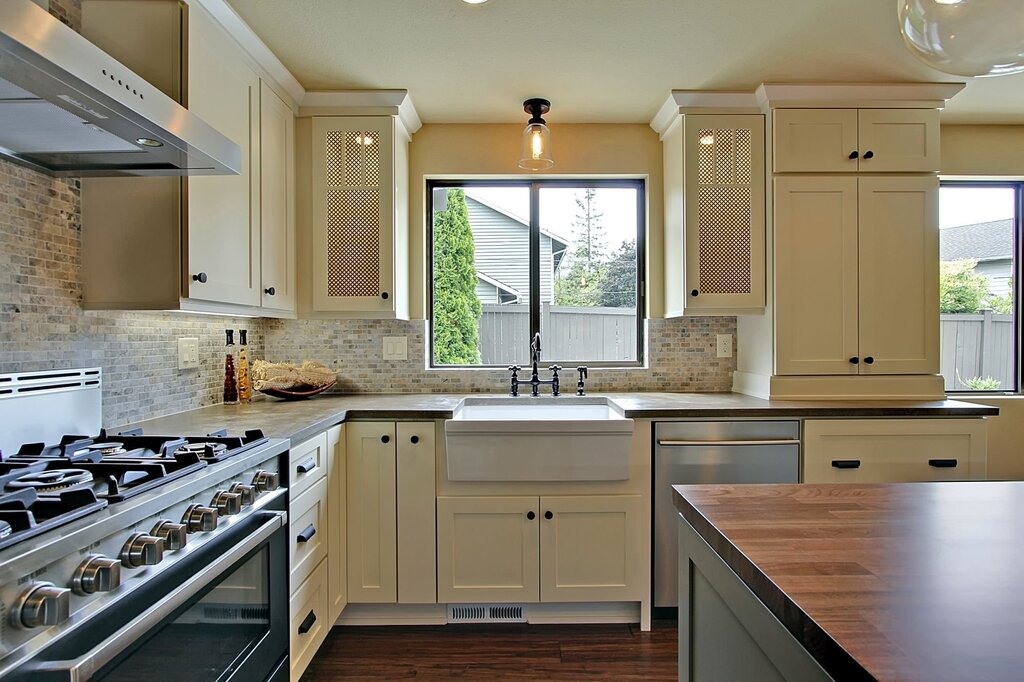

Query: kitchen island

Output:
[672, 481, 1024, 681]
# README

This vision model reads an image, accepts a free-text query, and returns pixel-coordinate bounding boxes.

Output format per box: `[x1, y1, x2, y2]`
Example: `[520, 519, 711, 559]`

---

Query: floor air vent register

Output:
[447, 604, 527, 623]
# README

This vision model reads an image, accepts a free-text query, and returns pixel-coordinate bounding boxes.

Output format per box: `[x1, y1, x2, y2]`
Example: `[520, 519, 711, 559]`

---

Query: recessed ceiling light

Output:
[462, 0, 490, 4]
[135, 137, 163, 147]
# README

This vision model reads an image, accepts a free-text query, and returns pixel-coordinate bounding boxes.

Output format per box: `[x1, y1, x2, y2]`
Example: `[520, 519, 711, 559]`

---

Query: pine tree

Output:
[432, 189, 482, 364]
[555, 189, 607, 306]
[600, 239, 637, 307]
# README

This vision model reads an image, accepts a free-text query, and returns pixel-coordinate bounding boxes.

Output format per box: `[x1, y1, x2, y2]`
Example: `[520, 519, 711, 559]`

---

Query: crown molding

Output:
[650, 91, 761, 138]
[299, 90, 422, 135]
[755, 82, 966, 110]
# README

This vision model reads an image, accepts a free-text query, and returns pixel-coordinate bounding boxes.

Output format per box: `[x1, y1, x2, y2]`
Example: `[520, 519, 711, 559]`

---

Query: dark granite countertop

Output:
[117, 393, 997, 445]
[673, 481, 1024, 682]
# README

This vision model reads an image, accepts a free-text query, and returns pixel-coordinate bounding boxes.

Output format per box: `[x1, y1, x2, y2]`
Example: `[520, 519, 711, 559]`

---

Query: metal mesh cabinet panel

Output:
[682, 115, 765, 312]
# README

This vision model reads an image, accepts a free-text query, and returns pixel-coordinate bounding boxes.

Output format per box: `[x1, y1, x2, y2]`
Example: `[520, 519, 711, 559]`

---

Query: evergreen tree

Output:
[432, 189, 482, 364]
[599, 239, 637, 307]
[555, 189, 606, 306]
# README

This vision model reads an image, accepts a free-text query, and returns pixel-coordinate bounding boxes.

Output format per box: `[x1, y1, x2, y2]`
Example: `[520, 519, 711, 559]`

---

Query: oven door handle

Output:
[33, 511, 285, 682]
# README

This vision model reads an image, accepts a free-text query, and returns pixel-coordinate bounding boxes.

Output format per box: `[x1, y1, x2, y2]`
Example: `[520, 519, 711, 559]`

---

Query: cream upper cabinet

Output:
[664, 114, 766, 316]
[186, 6, 261, 307]
[803, 419, 987, 482]
[775, 175, 939, 376]
[857, 176, 939, 374]
[311, 116, 410, 318]
[260, 82, 297, 314]
[437, 494, 644, 605]
[346, 421, 436, 605]
[774, 108, 939, 173]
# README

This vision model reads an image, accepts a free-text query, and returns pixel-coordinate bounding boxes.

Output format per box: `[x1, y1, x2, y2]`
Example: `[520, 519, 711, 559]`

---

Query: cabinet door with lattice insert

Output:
[683, 114, 765, 312]
[312, 116, 396, 313]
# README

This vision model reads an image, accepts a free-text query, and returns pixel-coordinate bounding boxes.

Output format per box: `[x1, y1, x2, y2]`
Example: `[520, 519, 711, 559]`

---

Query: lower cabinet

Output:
[347, 421, 437, 604]
[289, 425, 343, 682]
[803, 419, 987, 483]
[436, 495, 644, 604]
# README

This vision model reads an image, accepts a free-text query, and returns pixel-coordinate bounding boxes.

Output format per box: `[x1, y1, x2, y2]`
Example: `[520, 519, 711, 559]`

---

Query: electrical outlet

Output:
[716, 334, 733, 358]
[177, 337, 200, 370]
[383, 336, 408, 361]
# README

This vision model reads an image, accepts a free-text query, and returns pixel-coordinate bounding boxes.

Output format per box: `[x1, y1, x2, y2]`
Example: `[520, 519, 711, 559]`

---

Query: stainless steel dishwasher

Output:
[654, 420, 800, 608]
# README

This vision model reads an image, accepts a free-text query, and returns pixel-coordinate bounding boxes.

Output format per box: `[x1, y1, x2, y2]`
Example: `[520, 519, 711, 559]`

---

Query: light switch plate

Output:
[716, 334, 733, 358]
[178, 337, 200, 370]
[383, 336, 408, 361]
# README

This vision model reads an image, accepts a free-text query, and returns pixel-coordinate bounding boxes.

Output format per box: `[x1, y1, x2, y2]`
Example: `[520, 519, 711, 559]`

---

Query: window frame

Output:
[426, 178, 647, 369]
[939, 179, 1023, 395]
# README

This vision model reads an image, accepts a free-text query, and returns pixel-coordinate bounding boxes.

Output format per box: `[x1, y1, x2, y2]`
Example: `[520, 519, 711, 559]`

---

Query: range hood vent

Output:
[0, 0, 240, 177]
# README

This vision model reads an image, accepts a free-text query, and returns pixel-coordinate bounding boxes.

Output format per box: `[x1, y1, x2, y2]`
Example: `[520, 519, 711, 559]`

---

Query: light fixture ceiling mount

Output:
[897, 0, 1024, 77]
[518, 98, 554, 171]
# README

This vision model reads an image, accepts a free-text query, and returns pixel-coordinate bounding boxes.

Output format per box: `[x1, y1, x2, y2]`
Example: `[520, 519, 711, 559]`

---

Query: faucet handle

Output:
[508, 365, 521, 375]
[548, 365, 561, 374]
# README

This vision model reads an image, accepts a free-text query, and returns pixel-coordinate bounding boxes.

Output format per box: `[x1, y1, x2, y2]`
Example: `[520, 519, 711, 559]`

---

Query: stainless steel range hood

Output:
[0, 0, 240, 177]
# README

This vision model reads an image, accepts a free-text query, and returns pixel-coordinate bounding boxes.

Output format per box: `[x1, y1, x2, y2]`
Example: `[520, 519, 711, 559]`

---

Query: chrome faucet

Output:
[509, 332, 560, 397]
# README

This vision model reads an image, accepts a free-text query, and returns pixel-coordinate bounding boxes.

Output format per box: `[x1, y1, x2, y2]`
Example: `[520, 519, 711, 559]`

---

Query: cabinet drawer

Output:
[289, 476, 328, 592]
[290, 432, 328, 499]
[289, 559, 329, 682]
[803, 419, 987, 482]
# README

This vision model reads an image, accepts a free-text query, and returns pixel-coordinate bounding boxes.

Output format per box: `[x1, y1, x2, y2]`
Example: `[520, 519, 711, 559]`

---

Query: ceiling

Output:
[225, 0, 1024, 125]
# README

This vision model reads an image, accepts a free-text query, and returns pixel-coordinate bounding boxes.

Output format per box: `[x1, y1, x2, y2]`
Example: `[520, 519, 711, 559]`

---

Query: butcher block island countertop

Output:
[672, 482, 1024, 682]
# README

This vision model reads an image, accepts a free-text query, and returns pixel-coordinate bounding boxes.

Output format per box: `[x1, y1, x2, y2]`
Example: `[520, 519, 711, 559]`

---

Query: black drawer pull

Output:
[831, 459, 861, 469]
[297, 524, 317, 543]
[296, 458, 317, 475]
[929, 459, 958, 468]
[298, 610, 317, 635]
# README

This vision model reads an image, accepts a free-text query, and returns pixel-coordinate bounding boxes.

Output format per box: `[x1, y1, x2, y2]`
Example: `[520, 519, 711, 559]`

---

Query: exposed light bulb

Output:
[531, 129, 544, 158]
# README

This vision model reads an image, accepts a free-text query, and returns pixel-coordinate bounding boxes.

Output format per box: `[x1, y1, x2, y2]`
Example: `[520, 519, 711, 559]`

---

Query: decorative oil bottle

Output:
[237, 329, 252, 403]
[223, 329, 238, 405]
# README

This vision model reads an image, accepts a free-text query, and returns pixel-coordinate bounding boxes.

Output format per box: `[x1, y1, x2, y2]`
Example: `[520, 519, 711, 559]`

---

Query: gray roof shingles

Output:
[940, 219, 1013, 262]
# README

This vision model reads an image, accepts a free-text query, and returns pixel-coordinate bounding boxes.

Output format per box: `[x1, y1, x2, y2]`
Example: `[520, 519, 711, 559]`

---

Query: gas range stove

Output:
[0, 369, 291, 680]
[0, 427, 272, 549]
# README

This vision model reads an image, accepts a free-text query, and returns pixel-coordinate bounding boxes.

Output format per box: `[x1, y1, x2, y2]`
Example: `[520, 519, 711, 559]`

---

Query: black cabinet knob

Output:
[526, 511, 536, 520]
[690, 289, 699, 297]
[848, 150, 859, 159]
[849, 356, 859, 365]
[381, 292, 389, 300]
[381, 435, 390, 444]
[863, 356, 875, 365]
[863, 150, 874, 159]
[192, 272, 208, 283]
[264, 286, 275, 296]
[410, 435, 419, 444]
[544, 511, 553, 520]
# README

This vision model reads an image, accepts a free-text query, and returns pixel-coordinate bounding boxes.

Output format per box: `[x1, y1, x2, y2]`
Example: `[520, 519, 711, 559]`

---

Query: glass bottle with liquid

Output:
[237, 329, 252, 403]
[223, 329, 238, 405]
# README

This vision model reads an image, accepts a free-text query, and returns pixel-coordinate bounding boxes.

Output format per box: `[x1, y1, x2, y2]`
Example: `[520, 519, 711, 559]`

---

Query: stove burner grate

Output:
[6, 469, 94, 495]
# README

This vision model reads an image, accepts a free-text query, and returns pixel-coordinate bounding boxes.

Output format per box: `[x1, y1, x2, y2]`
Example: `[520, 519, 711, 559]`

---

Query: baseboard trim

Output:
[333, 602, 641, 627]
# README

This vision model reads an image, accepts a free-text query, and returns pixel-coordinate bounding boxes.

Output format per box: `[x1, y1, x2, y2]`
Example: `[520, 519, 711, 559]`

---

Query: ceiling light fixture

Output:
[517, 98, 554, 171]
[462, 0, 489, 4]
[897, 0, 1024, 77]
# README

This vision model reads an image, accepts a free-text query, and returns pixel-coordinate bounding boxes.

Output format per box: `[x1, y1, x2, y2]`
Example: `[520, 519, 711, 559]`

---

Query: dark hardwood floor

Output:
[301, 621, 678, 681]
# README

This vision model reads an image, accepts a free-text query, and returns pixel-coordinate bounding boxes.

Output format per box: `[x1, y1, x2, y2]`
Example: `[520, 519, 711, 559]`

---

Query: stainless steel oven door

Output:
[12, 510, 288, 682]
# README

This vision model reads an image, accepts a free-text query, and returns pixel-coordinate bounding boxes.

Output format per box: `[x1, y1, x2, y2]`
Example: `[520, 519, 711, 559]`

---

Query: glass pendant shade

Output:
[518, 121, 553, 170]
[897, 0, 1024, 77]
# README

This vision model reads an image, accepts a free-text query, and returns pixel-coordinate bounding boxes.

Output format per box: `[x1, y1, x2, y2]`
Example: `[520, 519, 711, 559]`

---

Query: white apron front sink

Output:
[444, 397, 635, 482]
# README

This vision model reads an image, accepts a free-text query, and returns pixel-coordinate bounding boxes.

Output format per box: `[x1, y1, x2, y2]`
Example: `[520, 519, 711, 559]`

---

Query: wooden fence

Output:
[478, 304, 638, 364]
[940, 311, 1014, 390]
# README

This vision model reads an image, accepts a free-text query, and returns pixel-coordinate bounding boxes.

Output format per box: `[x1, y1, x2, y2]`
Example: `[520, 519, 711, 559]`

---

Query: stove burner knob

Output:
[210, 490, 242, 517]
[182, 504, 218, 533]
[252, 470, 279, 492]
[11, 582, 71, 629]
[72, 555, 121, 595]
[151, 520, 189, 551]
[120, 533, 164, 569]
[228, 482, 258, 506]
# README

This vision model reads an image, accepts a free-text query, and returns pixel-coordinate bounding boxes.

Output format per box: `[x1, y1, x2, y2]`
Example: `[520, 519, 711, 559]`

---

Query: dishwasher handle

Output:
[657, 439, 801, 447]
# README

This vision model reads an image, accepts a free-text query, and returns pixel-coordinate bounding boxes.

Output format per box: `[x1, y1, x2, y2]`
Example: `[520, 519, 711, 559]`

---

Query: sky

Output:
[940, 186, 1015, 229]
[463, 186, 639, 255]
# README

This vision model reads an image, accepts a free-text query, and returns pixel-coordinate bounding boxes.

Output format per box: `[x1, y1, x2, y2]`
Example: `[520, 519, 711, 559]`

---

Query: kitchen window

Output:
[939, 181, 1022, 393]
[427, 179, 645, 368]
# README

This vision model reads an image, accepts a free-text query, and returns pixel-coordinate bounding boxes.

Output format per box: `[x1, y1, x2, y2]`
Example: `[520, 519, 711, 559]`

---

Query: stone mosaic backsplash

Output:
[263, 317, 736, 394]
